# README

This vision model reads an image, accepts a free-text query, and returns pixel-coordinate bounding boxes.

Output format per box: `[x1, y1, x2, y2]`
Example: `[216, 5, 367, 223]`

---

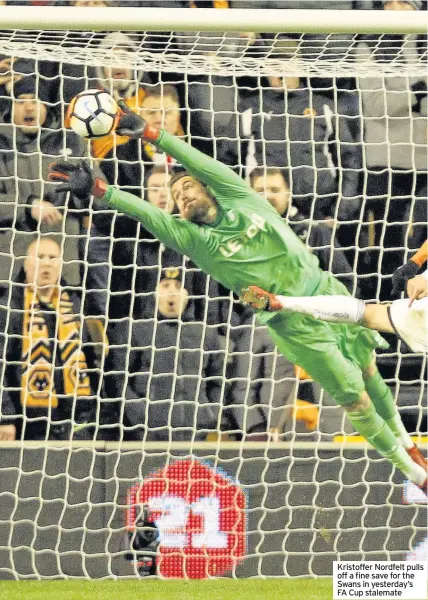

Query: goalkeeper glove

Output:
[116, 100, 160, 143]
[48, 160, 108, 199]
[391, 260, 420, 295]
[115, 100, 160, 142]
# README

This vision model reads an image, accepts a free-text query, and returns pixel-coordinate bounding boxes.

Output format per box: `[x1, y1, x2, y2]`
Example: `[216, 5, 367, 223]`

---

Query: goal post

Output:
[1, 6, 426, 33]
[0, 4, 427, 582]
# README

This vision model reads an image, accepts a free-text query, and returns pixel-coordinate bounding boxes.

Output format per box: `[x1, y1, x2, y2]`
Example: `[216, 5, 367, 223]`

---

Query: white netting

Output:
[0, 30, 427, 77]
[0, 5, 427, 582]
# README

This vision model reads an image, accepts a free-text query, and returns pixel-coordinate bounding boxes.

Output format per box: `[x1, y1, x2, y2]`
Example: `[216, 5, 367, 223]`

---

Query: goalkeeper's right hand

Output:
[391, 259, 420, 295]
[48, 160, 109, 199]
[115, 100, 160, 142]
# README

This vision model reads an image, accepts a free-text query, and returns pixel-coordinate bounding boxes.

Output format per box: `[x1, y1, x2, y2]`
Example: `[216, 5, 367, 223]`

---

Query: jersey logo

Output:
[226, 210, 236, 223]
[219, 214, 267, 258]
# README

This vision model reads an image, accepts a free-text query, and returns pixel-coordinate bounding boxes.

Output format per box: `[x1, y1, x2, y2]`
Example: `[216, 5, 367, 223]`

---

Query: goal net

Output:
[0, 5, 426, 581]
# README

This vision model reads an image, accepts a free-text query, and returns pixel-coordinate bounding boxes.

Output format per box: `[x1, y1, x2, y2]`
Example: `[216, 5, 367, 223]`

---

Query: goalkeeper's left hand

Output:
[48, 160, 108, 199]
[115, 100, 160, 142]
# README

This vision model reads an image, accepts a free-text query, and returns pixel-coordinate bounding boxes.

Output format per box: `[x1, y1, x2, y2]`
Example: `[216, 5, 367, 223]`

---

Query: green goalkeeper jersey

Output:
[103, 131, 327, 313]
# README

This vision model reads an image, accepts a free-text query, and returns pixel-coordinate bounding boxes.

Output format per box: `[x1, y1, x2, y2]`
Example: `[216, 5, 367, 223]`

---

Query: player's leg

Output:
[344, 390, 426, 489]
[348, 323, 427, 475]
[362, 360, 413, 448]
[266, 318, 427, 488]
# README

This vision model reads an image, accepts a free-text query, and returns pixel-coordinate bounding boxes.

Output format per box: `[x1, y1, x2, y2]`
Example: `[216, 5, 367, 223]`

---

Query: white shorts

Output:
[388, 297, 428, 353]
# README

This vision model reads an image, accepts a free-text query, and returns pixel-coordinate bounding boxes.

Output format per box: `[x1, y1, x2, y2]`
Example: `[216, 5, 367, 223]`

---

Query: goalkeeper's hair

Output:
[169, 170, 216, 202]
[169, 170, 190, 189]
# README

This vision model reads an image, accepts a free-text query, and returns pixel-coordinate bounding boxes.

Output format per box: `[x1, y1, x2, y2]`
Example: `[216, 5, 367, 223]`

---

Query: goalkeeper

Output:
[48, 103, 426, 491]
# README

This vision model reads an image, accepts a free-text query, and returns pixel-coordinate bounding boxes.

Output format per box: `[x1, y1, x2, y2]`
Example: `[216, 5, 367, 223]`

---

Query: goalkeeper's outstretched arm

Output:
[47, 161, 196, 256]
[116, 102, 249, 201]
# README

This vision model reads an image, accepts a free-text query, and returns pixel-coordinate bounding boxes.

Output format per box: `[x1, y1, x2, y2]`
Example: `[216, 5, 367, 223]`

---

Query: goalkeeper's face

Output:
[171, 176, 216, 224]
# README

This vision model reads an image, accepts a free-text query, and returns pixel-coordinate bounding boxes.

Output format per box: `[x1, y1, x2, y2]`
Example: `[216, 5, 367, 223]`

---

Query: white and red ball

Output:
[67, 89, 118, 139]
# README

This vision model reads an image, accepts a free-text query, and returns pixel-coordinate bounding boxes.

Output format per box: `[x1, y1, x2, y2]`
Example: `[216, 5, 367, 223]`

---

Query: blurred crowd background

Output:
[0, 0, 426, 443]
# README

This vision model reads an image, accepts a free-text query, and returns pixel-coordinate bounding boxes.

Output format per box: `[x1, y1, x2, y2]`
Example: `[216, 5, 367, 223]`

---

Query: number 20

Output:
[148, 495, 228, 549]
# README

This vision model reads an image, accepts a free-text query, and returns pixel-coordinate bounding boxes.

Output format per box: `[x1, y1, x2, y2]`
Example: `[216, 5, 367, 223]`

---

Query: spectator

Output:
[239, 75, 363, 221]
[0, 76, 100, 291]
[146, 165, 175, 213]
[0, 55, 59, 121]
[0, 237, 101, 441]
[123, 270, 224, 441]
[227, 310, 319, 439]
[356, 0, 427, 299]
[249, 167, 357, 293]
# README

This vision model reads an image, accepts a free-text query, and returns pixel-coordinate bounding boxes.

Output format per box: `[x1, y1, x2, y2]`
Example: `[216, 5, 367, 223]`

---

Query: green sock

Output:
[347, 403, 425, 484]
[365, 370, 413, 449]
[364, 370, 396, 421]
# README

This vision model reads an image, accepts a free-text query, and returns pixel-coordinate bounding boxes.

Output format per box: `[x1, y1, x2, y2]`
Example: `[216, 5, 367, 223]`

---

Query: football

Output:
[67, 89, 119, 138]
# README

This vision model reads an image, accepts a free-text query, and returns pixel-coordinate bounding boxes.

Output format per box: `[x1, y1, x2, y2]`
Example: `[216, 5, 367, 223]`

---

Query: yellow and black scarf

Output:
[21, 287, 91, 408]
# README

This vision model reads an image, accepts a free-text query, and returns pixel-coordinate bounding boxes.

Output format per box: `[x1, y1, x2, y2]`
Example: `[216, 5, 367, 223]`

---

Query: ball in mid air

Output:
[67, 89, 118, 138]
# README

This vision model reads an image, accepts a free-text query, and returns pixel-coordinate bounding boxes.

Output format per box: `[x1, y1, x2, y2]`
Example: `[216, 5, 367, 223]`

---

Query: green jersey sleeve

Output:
[157, 131, 260, 210]
[103, 186, 197, 255]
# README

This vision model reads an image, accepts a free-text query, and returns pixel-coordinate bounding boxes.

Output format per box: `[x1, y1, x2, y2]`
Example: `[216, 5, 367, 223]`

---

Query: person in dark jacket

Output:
[240, 75, 363, 221]
[249, 167, 358, 294]
[0, 76, 105, 291]
[0, 237, 100, 441]
[123, 269, 225, 442]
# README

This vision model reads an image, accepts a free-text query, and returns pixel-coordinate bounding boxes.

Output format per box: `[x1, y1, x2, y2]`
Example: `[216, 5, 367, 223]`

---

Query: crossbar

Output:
[1, 6, 427, 34]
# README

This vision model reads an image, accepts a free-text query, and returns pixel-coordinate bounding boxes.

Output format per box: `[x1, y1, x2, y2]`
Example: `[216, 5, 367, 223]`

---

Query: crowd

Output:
[0, 0, 426, 442]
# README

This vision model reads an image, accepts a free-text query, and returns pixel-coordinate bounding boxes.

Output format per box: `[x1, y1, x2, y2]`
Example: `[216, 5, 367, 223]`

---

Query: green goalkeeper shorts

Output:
[261, 274, 388, 407]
